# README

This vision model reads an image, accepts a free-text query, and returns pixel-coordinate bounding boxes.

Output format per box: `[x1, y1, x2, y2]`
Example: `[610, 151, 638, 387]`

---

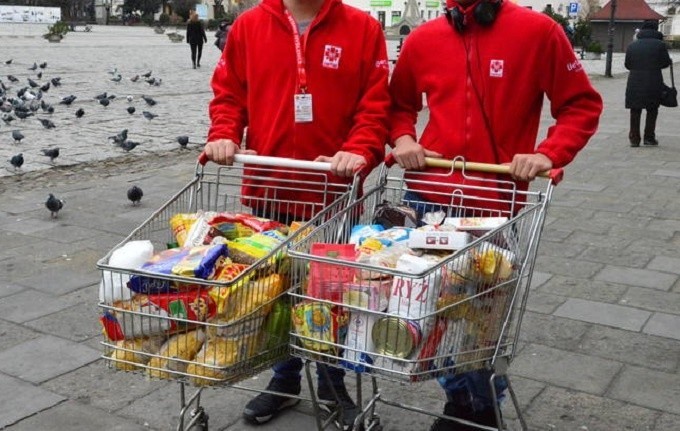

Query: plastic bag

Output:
[99, 240, 154, 303]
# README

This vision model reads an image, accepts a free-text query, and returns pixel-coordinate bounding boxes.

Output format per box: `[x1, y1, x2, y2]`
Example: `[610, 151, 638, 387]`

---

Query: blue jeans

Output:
[402, 190, 508, 411]
[273, 357, 346, 391]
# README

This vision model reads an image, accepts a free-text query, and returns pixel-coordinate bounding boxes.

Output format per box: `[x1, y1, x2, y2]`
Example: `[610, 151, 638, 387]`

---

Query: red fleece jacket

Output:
[390, 2, 602, 209]
[208, 0, 389, 214]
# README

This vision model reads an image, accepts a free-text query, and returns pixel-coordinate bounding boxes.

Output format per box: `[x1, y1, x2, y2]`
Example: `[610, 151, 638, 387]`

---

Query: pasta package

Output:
[227, 230, 287, 265]
[186, 338, 242, 386]
[147, 329, 205, 379]
[109, 336, 165, 371]
[170, 213, 199, 247]
[208, 273, 285, 320]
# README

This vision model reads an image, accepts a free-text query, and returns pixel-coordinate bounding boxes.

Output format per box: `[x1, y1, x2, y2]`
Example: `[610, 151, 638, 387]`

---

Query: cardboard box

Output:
[408, 230, 470, 250]
[443, 217, 508, 231]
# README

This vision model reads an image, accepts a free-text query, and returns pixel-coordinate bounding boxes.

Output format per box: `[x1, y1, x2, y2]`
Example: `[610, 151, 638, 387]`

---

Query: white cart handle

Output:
[198, 151, 332, 172]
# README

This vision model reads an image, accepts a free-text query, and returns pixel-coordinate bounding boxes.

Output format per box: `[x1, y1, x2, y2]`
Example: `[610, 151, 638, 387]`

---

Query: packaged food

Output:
[342, 277, 391, 311]
[260, 298, 292, 352]
[349, 224, 385, 245]
[99, 240, 154, 303]
[186, 338, 242, 385]
[170, 213, 199, 247]
[444, 217, 508, 231]
[408, 230, 470, 250]
[228, 230, 286, 265]
[293, 302, 349, 353]
[109, 336, 165, 371]
[341, 311, 377, 372]
[100, 291, 218, 341]
[471, 247, 514, 285]
[373, 201, 418, 228]
[307, 243, 356, 302]
[209, 212, 288, 238]
[388, 254, 441, 320]
[147, 329, 205, 379]
[128, 244, 227, 294]
[184, 211, 226, 247]
[208, 273, 285, 319]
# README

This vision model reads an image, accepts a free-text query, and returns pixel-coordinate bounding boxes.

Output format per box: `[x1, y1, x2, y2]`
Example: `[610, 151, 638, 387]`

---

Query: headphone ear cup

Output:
[447, 7, 465, 33]
[474, 0, 500, 26]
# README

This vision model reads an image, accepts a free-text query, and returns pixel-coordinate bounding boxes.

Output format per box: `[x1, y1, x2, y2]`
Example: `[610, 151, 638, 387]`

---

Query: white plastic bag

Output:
[99, 240, 154, 303]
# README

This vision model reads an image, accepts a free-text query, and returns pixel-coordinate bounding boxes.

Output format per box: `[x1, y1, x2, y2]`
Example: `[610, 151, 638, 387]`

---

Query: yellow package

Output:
[472, 249, 513, 284]
[227, 231, 286, 265]
[110, 336, 164, 371]
[147, 329, 205, 379]
[186, 338, 241, 386]
[170, 213, 199, 247]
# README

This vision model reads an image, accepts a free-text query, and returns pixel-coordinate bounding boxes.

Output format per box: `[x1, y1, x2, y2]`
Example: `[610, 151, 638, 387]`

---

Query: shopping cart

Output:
[97, 154, 360, 431]
[287, 156, 563, 431]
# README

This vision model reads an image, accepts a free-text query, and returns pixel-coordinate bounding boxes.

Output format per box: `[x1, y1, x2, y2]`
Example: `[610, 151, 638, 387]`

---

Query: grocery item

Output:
[341, 311, 377, 372]
[170, 213, 199, 247]
[342, 278, 391, 311]
[147, 329, 206, 379]
[100, 291, 217, 341]
[128, 244, 227, 294]
[184, 211, 227, 247]
[99, 240, 154, 303]
[372, 316, 422, 359]
[444, 217, 508, 231]
[208, 273, 285, 320]
[228, 230, 286, 265]
[388, 254, 441, 320]
[373, 201, 418, 228]
[186, 338, 242, 385]
[308, 243, 356, 302]
[293, 302, 349, 353]
[109, 336, 165, 371]
[260, 297, 292, 352]
[349, 224, 385, 245]
[471, 246, 514, 285]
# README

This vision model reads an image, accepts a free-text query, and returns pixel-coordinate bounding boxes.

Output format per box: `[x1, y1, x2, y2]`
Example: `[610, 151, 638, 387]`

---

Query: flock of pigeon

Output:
[1, 58, 196, 218]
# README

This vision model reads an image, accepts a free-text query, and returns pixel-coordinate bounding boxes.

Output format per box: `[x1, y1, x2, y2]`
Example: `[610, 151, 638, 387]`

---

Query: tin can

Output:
[372, 317, 422, 359]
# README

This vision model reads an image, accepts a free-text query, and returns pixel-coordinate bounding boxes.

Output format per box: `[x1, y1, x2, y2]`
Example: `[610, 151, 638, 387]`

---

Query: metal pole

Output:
[605, 0, 617, 77]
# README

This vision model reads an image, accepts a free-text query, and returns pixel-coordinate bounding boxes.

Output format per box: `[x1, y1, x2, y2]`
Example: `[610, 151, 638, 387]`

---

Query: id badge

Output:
[294, 93, 313, 123]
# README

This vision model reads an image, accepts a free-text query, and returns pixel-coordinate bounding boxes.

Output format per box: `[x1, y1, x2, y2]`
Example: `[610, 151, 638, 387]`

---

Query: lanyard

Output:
[284, 9, 308, 93]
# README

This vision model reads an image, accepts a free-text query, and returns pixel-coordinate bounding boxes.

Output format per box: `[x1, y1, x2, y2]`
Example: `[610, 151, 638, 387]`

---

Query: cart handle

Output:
[384, 153, 563, 185]
[198, 152, 339, 172]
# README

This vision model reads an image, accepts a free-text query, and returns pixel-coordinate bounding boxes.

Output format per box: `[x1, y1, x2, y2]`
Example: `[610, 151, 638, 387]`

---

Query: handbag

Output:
[660, 63, 678, 108]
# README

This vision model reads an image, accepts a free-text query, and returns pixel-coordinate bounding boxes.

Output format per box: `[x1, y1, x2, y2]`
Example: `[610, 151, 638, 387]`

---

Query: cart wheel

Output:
[190, 408, 209, 431]
[366, 416, 382, 431]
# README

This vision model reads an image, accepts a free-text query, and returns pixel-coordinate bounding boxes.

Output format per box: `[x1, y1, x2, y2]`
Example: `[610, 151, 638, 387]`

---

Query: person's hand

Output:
[508, 153, 553, 182]
[314, 151, 366, 177]
[392, 135, 442, 170]
[204, 139, 256, 165]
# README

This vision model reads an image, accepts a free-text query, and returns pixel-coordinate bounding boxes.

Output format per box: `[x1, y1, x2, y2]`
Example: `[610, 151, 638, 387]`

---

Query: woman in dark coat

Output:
[625, 20, 672, 147]
[186, 11, 208, 69]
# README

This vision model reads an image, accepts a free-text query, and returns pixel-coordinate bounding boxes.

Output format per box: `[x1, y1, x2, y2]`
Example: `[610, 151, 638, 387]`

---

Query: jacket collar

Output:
[260, 0, 341, 31]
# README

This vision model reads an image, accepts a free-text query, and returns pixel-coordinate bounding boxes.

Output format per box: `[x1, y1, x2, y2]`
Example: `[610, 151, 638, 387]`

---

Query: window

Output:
[391, 11, 401, 26]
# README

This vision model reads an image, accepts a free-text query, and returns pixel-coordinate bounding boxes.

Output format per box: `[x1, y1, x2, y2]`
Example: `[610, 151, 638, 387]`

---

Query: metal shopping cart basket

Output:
[96, 154, 360, 431]
[287, 156, 563, 431]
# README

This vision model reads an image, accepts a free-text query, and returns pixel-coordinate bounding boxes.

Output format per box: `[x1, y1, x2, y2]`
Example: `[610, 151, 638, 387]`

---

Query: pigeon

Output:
[28, 62, 37, 71]
[141, 95, 156, 106]
[45, 105, 54, 114]
[41, 147, 60, 163]
[27, 78, 39, 88]
[75, 108, 84, 118]
[15, 110, 33, 120]
[127, 185, 143, 206]
[50, 77, 61, 86]
[40, 82, 50, 92]
[99, 98, 110, 107]
[130, 75, 139, 82]
[45, 193, 63, 218]
[4, 59, 12, 65]
[177, 135, 190, 148]
[11, 130, 24, 143]
[9, 153, 23, 170]
[127, 106, 136, 114]
[60, 95, 76, 105]
[109, 129, 128, 145]
[7, 75, 19, 83]
[118, 140, 139, 152]
[36, 71, 42, 79]
[107, 94, 117, 100]
[39, 62, 47, 69]
[142, 111, 157, 120]
[141, 71, 152, 78]
[110, 74, 122, 83]
[2, 113, 15, 124]
[38, 118, 55, 129]
[94, 92, 108, 100]
[126, 95, 133, 102]
[108, 67, 118, 75]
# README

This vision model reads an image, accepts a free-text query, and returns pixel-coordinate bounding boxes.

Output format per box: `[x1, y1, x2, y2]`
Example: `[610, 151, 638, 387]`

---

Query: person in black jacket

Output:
[214, 20, 230, 52]
[186, 11, 208, 69]
[625, 20, 672, 147]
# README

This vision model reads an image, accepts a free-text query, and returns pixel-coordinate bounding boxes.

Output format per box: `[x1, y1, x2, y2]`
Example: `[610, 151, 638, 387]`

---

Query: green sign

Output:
[426, 1, 440, 7]
[370, 0, 392, 6]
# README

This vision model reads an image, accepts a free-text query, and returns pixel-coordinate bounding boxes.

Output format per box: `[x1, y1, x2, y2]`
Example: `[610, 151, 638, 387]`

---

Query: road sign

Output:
[568, 2, 579, 16]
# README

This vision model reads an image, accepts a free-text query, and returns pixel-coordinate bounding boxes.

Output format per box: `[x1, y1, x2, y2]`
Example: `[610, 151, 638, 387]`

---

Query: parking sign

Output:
[568, 2, 579, 16]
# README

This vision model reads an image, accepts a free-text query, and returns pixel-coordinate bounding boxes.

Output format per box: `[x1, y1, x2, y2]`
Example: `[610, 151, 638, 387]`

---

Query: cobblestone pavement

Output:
[0, 25, 680, 431]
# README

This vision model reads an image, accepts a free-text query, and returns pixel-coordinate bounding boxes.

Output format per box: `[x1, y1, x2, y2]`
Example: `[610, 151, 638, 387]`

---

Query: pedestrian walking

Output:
[204, 0, 390, 428]
[186, 11, 208, 69]
[388, 0, 602, 429]
[214, 20, 230, 52]
[625, 20, 672, 147]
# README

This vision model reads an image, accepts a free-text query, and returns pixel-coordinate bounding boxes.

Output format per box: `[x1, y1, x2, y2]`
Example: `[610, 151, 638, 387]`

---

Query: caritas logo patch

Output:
[322, 45, 342, 69]
[490, 59, 504, 78]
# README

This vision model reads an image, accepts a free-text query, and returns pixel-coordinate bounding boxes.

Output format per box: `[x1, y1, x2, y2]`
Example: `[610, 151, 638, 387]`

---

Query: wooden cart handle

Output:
[385, 153, 564, 185]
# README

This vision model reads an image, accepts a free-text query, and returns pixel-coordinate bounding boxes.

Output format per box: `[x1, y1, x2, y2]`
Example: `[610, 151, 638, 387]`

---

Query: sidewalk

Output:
[1, 27, 680, 431]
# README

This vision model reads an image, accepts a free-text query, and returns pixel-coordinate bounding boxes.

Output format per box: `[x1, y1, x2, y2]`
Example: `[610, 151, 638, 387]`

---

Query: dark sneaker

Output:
[242, 379, 301, 425]
[318, 385, 361, 431]
[429, 401, 477, 431]
[473, 407, 502, 428]
[643, 137, 659, 146]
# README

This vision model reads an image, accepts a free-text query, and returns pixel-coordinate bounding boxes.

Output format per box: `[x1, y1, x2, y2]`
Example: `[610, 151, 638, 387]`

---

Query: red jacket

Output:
[390, 2, 602, 209]
[208, 0, 389, 215]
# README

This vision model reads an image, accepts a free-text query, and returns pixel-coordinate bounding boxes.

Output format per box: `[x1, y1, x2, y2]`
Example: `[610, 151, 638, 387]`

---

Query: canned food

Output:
[372, 317, 422, 359]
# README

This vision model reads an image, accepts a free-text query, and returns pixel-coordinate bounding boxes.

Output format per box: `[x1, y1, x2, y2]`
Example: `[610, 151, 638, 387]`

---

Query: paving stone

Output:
[654, 413, 680, 431]
[0, 374, 66, 429]
[0, 289, 73, 323]
[511, 344, 622, 395]
[42, 361, 171, 413]
[528, 271, 552, 289]
[620, 286, 680, 315]
[595, 265, 677, 291]
[648, 219, 680, 233]
[647, 255, 680, 275]
[534, 255, 604, 278]
[0, 335, 100, 383]
[540, 227, 572, 242]
[579, 325, 680, 372]
[643, 313, 680, 341]
[565, 230, 632, 249]
[609, 365, 680, 415]
[6, 401, 148, 431]
[538, 275, 628, 303]
[0, 319, 41, 351]
[14, 261, 100, 295]
[518, 312, 590, 351]
[24, 303, 100, 342]
[525, 291, 567, 314]
[553, 298, 651, 331]
[0, 282, 26, 298]
[536, 240, 587, 258]
[524, 386, 657, 431]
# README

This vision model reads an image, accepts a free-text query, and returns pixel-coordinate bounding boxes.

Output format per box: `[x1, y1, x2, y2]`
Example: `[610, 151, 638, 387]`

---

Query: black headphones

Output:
[446, 0, 502, 33]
